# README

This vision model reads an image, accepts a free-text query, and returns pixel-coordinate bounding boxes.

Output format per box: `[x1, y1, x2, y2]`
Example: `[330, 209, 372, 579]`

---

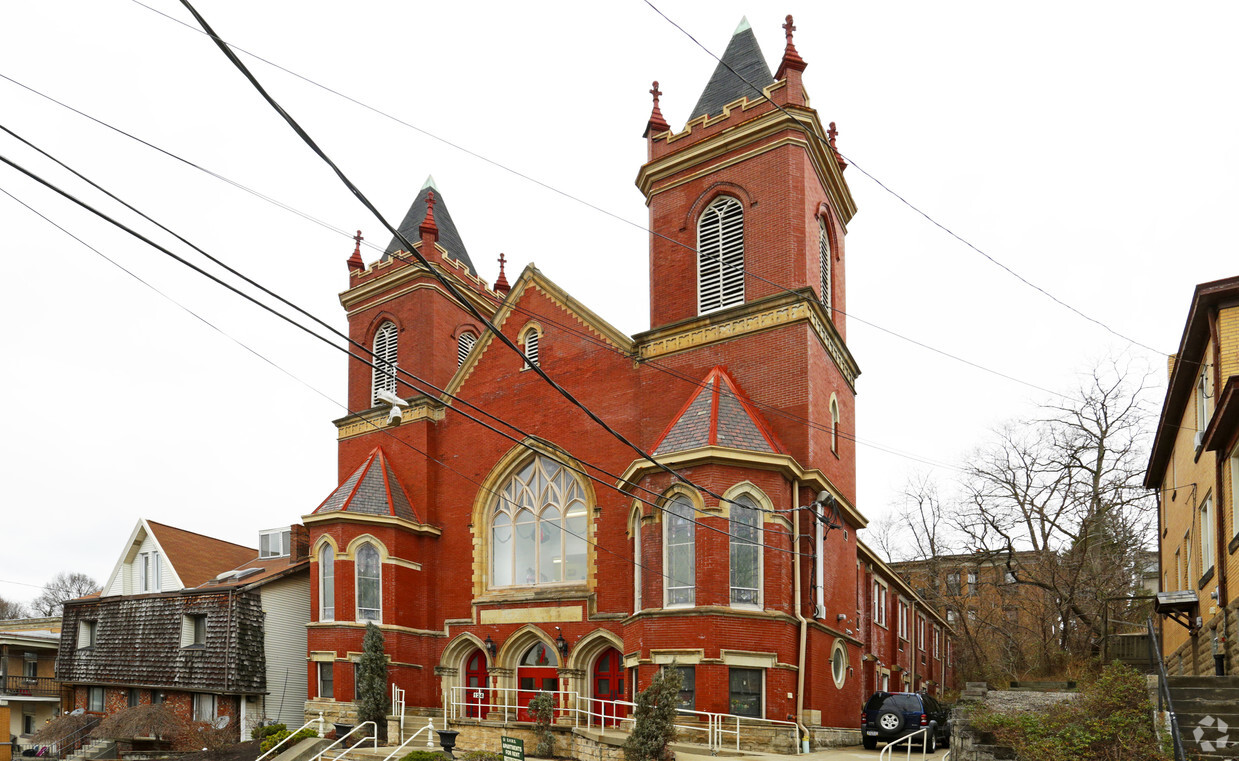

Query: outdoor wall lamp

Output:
[484, 635, 498, 658]
[555, 627, 570, 658]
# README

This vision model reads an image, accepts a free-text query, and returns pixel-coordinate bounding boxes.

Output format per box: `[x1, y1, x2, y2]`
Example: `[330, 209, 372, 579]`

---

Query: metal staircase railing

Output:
[1146, 616, 1187, 761]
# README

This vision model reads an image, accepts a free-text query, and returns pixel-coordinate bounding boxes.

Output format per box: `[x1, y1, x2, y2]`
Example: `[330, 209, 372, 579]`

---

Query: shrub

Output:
[971, 661, 1171, 761]
[529, 692, 556, 758]
[259, 727, 318, 753]
[253, 723, 287, 742]
[623, 666, 681, 761]
[357, 623, 391, 743]
[92, 704, 187, 741]
[399, 751, 446, 761]
[31, 712, 95, 747]
[188, 721, 237, 754]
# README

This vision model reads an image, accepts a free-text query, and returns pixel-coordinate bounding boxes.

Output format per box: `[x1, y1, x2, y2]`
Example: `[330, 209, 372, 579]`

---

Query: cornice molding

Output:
[302, 511, 442, 537]
[333, 401, 445, 440]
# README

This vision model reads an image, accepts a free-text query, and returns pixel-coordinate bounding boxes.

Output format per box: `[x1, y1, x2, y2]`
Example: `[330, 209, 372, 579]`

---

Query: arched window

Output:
[490, 456, 587, 587]
[830, 398, 840, 454]
[355, 543, 381, 622]
[664, 496, 695, 607]
[697, 196, 744, 314]
[819, 217, 831, 313]
[372, 321, 398, 404]
[729, 495, 761, 607]
[521, 642, 559, 667]
[319, 545, 335, 621]
[632, 511, 643, 614]
[457, 332, 477, 367]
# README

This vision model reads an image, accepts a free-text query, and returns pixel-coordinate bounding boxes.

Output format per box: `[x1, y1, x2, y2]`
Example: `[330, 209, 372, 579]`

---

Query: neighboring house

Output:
[0, 618, 62, 761]
[56, 519, 310, 743]
[1146, 276, 1239, 675]
[303, 15, 954, 738]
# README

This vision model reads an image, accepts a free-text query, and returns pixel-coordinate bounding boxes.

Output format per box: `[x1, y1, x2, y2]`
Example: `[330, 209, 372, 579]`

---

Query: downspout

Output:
[793, 481, 809, 753]
[1208, 308, 1227, 610]
[910, 599, 917, 690]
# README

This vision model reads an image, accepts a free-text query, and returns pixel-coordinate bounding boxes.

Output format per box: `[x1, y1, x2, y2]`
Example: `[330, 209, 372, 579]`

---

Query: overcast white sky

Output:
[1, 1, 1235, 607]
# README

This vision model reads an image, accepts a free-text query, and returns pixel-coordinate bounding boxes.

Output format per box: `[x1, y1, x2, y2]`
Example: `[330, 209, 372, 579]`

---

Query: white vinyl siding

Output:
[697, 197, 744, 314]
[819, 218, 831, 312]
[260, 574, 310, 728]
[110, 529, 182, 596]
[372, 321, 398, 404]
[458, 332, 476, 367]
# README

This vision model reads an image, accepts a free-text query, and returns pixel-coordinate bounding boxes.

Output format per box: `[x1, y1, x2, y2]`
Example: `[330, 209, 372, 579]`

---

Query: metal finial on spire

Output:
[827, 122, 838, 148]
[650, 81, 663, 106]
[783, 14, 796, 45]
[347, 229, 365, 272]
[494, 252, 511, 295]
[644, 80, 671, 138]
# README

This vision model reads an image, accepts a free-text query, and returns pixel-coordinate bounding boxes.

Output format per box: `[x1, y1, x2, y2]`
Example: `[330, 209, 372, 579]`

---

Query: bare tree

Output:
[31, 572, 101, 617]
[0, 594, 29, 619]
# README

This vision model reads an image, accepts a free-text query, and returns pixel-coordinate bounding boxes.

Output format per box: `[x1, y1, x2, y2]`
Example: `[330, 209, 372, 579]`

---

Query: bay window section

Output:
[664, 496, 695, 606]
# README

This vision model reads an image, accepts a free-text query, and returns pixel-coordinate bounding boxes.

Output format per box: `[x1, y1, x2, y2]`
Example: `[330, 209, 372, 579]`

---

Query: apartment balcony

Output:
[1, 674, 60, 698]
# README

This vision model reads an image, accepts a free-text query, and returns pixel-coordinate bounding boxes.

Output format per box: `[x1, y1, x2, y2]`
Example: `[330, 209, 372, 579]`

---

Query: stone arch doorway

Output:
[591, 647, 625, 726]
[516, 641, 560, 721]
[463, 648, 490, 718]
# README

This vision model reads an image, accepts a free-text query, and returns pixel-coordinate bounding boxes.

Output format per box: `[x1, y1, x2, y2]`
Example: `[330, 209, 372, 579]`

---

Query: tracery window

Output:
[355, 542, 381, 621]
[664, 496, 696, 606]
[372, 321, 398, 404]
[490, 456, 588, 587]
[697, 196, 744, 314]
[729, 495, 761, 607]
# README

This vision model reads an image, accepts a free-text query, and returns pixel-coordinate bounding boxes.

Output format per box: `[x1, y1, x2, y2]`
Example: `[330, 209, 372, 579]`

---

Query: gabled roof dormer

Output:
[101, 519, 257, 597]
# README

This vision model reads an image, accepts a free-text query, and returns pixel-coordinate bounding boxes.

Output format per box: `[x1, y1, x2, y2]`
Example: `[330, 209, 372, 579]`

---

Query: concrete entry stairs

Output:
[1167, 675, 1239, 760]
[63, 740, 116, 761]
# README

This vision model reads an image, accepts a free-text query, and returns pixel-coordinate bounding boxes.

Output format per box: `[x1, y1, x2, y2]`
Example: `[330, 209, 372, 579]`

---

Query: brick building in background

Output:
[1146, 276, 1239, 675]
[304, 16, 953, 742]
[56, 520, 310, 743]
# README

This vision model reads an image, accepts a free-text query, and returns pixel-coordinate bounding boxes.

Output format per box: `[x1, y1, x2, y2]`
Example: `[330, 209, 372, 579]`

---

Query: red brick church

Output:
[303, 16, 953, 739]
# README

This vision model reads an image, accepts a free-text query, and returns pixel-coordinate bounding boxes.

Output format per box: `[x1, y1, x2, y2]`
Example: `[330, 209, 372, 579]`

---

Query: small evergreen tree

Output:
[623, 667, 682, 761]
[357, 622, 391, 742]
[529, 692, 555, 757]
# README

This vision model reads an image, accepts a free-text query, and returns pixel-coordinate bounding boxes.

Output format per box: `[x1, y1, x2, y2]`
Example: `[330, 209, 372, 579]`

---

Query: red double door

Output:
[592, 648, 625, 726]
[465, 650, 490, 718]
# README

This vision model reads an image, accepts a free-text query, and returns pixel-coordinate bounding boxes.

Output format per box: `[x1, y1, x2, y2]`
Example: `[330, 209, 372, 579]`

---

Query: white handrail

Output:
[877, 725, 933, 761]
[310, 721, 376, 761]
[255, 712, 326, 761]
[391, 685, 407, 743]
[380, 719, 437, 761]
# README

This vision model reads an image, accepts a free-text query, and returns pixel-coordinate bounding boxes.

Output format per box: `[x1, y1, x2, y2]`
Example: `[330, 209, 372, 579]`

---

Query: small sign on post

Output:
[501, 736, 524, 761]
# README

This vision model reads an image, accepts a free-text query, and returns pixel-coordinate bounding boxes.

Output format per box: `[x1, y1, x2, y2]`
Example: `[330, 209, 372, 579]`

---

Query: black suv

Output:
[860, 691, 951, 752]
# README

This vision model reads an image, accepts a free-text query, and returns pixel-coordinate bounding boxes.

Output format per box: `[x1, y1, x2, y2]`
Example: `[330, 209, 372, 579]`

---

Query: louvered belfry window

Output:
[372, 321, 398, 404]
[523, 329, 539, 367]
[697, 196, 744, 314]
[819, 217, 831, 313]
[457, 332, 477, 367]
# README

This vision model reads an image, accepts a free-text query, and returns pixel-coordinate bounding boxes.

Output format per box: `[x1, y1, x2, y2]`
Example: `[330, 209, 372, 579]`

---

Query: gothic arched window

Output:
[319, 545, 335, 621]
[372, 321, 398, 404]
[819, 217, 831, 313]
[355, 542, 381, 622]
[729, 495, 761, 607]
[457, 331, 477, 367]
[490, 456, 588, 587]
[697, 196, 744, 314]
[664, 495, 696, 607]
[830, 397, 840, 454]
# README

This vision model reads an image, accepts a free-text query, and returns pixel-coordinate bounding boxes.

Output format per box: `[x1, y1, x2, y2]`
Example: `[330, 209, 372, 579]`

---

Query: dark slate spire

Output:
[384, 176, 475, 275]
[687, 18, 775, 122]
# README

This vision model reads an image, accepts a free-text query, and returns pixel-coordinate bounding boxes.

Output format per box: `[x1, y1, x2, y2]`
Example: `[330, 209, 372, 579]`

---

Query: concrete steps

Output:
[64, 740, 116, 761]
[1168, 675, 1239, 759]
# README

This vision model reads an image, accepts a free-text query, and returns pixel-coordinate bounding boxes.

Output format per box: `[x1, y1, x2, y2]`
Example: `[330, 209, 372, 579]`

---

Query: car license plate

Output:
[865, 731, 878, 736]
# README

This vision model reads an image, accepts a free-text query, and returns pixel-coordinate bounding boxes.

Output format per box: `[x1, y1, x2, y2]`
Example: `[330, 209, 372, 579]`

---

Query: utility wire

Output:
[640, 0, 1165, 356]
[0, 186, 696, 585]
[173, 0, 843, 525]
[0, 148, 816, 556]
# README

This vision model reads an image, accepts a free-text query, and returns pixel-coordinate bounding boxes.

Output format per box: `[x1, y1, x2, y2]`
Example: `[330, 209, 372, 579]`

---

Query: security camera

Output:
[374, 389, 408, 407]
[837, 613, 847, 622]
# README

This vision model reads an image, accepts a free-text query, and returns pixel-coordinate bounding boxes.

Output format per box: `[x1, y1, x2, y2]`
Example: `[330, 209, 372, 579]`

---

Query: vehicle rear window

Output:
[864, 693, 889, 711]
[880, 694, 922, 712]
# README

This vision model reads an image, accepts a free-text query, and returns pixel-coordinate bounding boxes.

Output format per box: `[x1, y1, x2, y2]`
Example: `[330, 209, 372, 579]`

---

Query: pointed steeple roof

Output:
[652, 367, 784, 455]
[312, 447, 420, 522]
[384, 176, 475, 275]
[688, 17, 775, 121]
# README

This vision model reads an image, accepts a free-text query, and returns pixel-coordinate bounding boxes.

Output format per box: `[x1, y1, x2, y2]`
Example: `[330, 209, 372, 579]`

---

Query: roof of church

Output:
[688, 18, 775, 121]
[384, 176, 475, 276]
[652, 366, 784, 455]
[312, 447, 420, 522]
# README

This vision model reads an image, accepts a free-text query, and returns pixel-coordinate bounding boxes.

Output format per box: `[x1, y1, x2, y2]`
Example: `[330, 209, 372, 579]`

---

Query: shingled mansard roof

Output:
[313, 447, 420, 522]
[688, 17, 776, 121]
[653, 366, 784, 455]
[384, 175, 475, 275]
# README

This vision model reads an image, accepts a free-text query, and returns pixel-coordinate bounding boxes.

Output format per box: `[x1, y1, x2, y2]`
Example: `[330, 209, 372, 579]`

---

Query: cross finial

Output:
[347, 229, 365, 272]
[353, 230, 363, 254]
[494, 252, 511, 295]
[650, 81, 663, 105]
[498, 252, 507, 271]
[783, 14, 796, 45]
[827, 121, 839, 146]
[426, 190, 436, 211]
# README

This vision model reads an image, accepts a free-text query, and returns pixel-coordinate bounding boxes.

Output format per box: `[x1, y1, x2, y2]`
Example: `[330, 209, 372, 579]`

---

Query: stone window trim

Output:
[518, 322, 543, 370]
[662, 488, 701, 609]
[354, 541, 382, 623]
[721, 483, 772, 611]
[830, 638, 848, 690]
[488, 454, 590, 590]
[371, 319, 400, 405]
[697, 195, 745, 315]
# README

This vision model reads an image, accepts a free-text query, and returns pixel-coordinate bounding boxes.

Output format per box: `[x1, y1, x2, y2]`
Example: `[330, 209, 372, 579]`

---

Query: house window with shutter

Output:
[372, 321, 398, 404]
[697, 196, 744, 314]
[457, 332, 477, 367]
[819, 217, 831, 313]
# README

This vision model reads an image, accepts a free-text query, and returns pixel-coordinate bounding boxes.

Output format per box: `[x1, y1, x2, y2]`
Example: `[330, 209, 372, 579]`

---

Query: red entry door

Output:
[517, 669, 559, 721]
[593, 648, 625, 726]
[464, 649, 489, 718]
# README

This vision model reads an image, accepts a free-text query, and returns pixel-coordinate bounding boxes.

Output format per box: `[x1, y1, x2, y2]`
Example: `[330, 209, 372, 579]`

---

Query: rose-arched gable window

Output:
[490, 455, 588, 587]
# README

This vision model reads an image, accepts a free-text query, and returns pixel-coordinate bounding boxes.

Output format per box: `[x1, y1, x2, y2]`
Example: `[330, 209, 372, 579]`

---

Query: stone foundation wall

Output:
[1167, 599, 1239, 677]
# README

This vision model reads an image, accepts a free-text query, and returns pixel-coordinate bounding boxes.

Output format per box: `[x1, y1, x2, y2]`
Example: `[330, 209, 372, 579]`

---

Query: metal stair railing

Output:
[1146, 616, 1187, 761]
[254, 712, 326, 761]
[877, 726, 935, 761]
[310, 721, 377, 761]
[379, 719, 437, 761]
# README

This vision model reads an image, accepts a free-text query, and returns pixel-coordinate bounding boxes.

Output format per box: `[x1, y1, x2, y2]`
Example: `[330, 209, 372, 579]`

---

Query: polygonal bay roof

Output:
[313, 447, 420, 523]
[652, 366, 784, 456]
